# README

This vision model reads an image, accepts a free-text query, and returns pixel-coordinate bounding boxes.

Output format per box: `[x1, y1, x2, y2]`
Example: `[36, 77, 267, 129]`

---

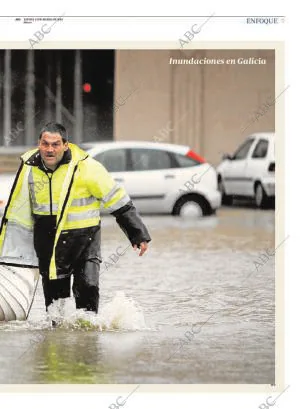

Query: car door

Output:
[91, 148, 129, 210]
[245, 138, 269, 196]
[223, 138, 255, 195]
[126, 148, 173, 213]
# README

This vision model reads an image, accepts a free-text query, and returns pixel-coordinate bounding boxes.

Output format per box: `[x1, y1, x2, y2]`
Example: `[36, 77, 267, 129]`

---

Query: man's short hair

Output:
[39, 122, 68, 143]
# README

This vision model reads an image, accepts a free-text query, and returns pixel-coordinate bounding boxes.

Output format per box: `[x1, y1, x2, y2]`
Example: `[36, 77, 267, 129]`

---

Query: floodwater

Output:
[0, 207, 275, 384]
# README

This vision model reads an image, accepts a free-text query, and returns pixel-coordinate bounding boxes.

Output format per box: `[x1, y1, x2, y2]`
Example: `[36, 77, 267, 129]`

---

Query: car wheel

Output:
[255, 183, 269, 209]
[218, 177, 233, 206]
[173, 195, 211, 217]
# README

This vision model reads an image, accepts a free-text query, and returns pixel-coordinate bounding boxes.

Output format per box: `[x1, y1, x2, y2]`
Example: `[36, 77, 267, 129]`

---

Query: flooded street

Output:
[0, 207, 275, 384]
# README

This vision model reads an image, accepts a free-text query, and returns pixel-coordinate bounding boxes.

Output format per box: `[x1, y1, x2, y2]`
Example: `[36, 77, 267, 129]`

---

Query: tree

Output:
[56, 54, 62, 123]
[3, 50, 11, 146]
[25, 50, 35, 145]
[74, 50, 83, 144]
[45, 52, 52, 121]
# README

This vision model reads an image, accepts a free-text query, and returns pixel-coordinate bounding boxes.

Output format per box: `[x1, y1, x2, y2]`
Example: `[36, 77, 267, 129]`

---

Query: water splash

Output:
[45, 291, 149, 331]
[99, 291, 148, 331]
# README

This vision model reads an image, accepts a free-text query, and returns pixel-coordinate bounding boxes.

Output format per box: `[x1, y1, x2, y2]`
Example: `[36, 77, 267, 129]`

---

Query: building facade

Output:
[114, 49, 275, 166]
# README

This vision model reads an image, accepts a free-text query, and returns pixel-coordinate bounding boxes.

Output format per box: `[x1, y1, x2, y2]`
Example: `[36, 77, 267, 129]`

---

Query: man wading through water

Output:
[0, 122, 151, 321]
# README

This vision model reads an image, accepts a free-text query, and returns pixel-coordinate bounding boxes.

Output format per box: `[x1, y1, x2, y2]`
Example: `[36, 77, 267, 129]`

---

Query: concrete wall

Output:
[114, 49, 275, 166]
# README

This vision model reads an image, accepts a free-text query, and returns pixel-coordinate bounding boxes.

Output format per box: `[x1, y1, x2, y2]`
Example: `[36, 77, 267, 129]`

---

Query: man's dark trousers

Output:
[34, 216, 101, 313]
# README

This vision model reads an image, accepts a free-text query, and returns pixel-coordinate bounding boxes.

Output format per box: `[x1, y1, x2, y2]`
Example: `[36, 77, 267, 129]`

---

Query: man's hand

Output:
[133, 242, 148, 256]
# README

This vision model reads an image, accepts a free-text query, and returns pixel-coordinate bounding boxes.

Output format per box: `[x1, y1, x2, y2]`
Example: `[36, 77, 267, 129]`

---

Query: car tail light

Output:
[186, 150, 206, 163]
[268, 162, 275, 172]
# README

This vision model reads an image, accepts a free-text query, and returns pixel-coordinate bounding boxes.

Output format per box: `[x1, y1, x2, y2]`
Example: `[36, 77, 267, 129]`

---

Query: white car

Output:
[217, 132, 275, 208]
[80, 141, 221, 217]
[0, 173, 15, 217]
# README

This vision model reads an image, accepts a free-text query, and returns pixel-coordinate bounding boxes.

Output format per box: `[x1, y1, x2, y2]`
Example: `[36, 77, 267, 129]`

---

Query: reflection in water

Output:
[33, 333, 112, 384]
[0, 209, 275, 384]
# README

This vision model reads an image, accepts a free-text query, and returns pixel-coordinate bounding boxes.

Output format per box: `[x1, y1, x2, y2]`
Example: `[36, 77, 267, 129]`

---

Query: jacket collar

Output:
[25, 148, 72, 172]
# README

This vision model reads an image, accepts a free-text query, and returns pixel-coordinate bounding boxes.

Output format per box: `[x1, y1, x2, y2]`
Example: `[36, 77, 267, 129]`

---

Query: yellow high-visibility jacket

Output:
[0, 143, 139, 280]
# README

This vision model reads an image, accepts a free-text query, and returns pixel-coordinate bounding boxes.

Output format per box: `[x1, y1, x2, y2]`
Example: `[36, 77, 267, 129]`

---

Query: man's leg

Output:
[72, 258, 100, 313]
[42, 276, 71, 311]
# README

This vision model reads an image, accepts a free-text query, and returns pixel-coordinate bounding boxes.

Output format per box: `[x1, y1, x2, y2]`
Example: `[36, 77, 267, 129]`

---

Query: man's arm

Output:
[111, 200, 151, 249]
[85, 158, 151, 251]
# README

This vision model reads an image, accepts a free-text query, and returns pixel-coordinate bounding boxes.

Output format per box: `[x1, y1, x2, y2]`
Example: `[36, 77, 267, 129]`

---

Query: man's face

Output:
[39, 132, 68, 170]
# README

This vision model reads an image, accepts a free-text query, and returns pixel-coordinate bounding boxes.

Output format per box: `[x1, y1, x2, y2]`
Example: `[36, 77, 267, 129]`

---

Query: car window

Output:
[131, 149, 172, 171]
[232, 138, 254, 160]
[93, 149, 127, 172]
[252, 139, 269, 159]
[173, 153, 199, 167]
